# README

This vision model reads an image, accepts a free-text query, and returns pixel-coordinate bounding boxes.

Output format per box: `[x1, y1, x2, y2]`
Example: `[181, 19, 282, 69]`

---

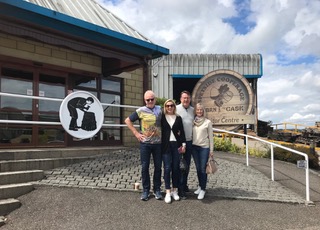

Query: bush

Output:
[270, 143, 319, 169]
[214, 137, 242, 153]
[214, 137, 319, 169]
[156, 97, 169, 108]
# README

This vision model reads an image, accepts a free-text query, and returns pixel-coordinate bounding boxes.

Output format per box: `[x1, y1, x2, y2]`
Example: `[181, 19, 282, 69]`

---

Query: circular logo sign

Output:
[192, 70, 254, 130]
[59, 91, 104, 139]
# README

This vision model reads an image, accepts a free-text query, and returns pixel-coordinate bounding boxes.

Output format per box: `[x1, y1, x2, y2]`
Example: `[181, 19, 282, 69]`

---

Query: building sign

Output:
[192, 70, 254, 130]
[59, 91, 104, 139]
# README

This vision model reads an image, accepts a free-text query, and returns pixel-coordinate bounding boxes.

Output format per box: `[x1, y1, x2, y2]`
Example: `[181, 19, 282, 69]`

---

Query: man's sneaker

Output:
[180, 191, 187, 200]
[197, 190, 206, 200]
[165, 193, 171, 204]
[171, 191, 180, 201]
[194, 186, 201, 195]
[140, 191, 150, 201]
[154, 190, 163, 200]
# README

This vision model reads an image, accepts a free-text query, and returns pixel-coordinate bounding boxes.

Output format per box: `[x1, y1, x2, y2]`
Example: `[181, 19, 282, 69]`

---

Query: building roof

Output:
[153, 54, 263, 78]
[0, 0, 169, 61]
[24, 0, 151, 43]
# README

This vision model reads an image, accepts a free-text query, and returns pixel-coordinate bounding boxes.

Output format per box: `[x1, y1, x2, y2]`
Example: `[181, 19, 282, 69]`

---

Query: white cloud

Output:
[98, 0, 320, 126]
[288, 113, 318, 125]
[259, 109, 284, 120]
[301, 104, 320, 113]
[273, 94, 301, 103]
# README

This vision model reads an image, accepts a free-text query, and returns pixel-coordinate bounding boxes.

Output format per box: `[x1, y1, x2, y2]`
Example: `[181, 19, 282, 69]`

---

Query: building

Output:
[151, 54, 263, 131]
[0, 1, 263, 149]
[0, 0, 169, 148]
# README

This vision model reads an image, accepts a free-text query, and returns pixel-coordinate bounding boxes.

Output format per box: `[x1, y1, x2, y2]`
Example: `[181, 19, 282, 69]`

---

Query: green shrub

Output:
[156, 97, 169, 108]
[214, 137, 242, 153]
[214, 137, 319, 169]
[269, 143, 319, 169]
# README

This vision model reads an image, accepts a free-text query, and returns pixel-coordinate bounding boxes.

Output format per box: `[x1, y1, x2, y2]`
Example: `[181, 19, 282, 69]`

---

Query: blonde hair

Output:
[163, 99, 177, 115]
[195, 103, 206, 117]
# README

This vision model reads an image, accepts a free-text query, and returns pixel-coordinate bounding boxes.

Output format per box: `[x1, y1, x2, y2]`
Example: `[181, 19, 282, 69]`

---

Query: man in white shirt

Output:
[176, 90, 194, 199]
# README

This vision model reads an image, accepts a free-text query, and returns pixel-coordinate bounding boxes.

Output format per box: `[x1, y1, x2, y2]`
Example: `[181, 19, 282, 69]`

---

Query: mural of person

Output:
[67, 97, 95, 131]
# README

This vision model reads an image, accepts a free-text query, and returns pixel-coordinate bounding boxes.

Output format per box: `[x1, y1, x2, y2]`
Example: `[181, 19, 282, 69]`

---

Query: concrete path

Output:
[2, 148, 320, 230]
[36, 149, 310, 204]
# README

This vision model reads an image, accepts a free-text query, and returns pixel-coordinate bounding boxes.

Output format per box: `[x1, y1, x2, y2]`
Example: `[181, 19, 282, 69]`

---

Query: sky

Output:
[98, 0, 320, 127]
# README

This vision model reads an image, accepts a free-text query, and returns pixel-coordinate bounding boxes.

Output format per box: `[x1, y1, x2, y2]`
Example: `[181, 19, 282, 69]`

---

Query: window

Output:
[72, 75, 123, 144]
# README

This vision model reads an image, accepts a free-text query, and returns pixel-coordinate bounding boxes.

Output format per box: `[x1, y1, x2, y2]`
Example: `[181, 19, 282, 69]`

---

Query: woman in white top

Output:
[192, 103, 214, 200]
[161, 99, 186, 204]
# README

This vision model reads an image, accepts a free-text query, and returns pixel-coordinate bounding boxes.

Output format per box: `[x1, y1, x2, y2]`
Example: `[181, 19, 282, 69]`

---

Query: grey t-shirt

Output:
[176, 104, 194, 141]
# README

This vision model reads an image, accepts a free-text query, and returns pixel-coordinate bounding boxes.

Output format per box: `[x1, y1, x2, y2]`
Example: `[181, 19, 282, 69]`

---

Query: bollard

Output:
[310, 139, 315, 155]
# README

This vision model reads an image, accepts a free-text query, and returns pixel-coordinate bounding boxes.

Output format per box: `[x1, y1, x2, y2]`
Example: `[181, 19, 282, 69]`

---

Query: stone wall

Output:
[122, 69, 144, 147]
[0, 32, 101, 73]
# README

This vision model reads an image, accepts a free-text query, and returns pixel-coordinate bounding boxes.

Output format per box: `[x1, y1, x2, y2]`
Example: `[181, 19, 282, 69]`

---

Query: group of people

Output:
[125, 90, 214, 203]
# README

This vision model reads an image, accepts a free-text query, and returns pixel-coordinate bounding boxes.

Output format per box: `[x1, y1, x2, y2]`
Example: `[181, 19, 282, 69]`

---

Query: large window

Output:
[100, 79, 122, 141]
[0, 66, 66, 146]
[0, 68, 33, 144]
[72, 74, 122, 145]
[0, 60, 124, 148]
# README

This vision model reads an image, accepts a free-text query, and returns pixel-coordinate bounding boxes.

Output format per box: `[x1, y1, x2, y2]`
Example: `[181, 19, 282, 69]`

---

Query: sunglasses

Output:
[165, 104, 174, 108]
[146, 98, 154, 102]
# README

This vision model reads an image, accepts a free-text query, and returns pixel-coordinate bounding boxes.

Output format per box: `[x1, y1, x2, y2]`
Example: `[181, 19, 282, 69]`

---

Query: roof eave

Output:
[0, 0, 169, 59]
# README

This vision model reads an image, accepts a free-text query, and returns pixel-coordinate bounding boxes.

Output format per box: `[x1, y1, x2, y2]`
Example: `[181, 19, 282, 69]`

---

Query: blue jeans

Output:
[140, 143, 162, 192]
[162, 141, 181, 190]
[180, 141, 192, 191]
[192, 145, 209, 190]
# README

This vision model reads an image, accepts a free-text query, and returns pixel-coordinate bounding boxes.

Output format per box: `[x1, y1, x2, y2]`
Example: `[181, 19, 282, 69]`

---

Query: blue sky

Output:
[223, 0, 256, 35]
[99, 0, 320, 127]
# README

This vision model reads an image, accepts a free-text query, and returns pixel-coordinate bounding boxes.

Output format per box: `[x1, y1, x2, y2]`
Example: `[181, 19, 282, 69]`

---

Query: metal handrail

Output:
[0, 92, 310, 202]
[0, 92, 139, 127]
[212, 127, 310, 202]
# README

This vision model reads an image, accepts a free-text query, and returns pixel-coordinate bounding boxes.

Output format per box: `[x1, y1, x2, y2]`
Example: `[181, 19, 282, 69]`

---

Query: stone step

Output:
[0, 183, 34, 199]
[0, 156, 97, 172]
[0, 170, 44, 185]
[0, 198, 21, 216]
[0, 147, 125, 160]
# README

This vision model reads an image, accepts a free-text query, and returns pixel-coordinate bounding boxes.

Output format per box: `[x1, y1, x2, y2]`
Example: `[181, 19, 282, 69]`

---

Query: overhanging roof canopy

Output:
[0, 0, 169, 74]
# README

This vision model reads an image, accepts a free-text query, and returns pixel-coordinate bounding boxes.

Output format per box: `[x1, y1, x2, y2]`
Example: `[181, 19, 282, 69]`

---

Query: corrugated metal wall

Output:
[151, 54, 262, 98]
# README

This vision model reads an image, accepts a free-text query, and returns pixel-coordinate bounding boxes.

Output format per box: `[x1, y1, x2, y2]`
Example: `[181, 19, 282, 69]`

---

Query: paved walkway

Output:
[35, 148, 313, 204]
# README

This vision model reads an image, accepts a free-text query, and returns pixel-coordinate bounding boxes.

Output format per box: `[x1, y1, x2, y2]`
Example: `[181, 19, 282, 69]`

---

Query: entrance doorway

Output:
[172, 77, 199, 105]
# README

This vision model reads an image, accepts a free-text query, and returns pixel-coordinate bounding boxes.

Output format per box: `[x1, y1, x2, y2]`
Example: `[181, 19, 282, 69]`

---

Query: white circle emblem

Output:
[59, 91, 104, 139]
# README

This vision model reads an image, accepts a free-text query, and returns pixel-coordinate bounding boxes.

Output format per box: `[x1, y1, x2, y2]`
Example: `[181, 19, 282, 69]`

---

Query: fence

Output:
[0, 92, 139, 127]
[213, 127, 310, 202]
[0, 92, 310, 202]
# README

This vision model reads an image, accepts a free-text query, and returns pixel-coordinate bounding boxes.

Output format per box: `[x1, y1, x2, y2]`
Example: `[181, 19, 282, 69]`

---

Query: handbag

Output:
[179, 155, 188, 172]
[206, 156, 218, 174]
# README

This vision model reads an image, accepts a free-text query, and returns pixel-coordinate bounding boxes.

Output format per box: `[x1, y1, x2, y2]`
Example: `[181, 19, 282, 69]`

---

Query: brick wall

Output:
[0, 32, 145, 147]
[0, 32, 101, 73]
[122, 69, 144, 147]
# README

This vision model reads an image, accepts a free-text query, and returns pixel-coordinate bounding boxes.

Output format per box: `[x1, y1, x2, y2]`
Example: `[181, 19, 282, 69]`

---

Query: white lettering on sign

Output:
[210, 115, 255, 125]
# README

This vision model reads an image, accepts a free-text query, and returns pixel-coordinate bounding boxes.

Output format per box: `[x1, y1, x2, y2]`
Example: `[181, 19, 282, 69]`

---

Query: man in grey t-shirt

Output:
[176, 90, 194, 199]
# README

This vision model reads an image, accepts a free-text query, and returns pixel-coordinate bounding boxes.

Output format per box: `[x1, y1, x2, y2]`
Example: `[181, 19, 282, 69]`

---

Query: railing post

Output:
[245, 136, 249, 166]
[305, 156, 310, 202]
[271, 145, 274, 181]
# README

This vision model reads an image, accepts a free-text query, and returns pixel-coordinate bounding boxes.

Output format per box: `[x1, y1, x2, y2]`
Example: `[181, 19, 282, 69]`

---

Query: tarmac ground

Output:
[1, 148, 320, 230]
